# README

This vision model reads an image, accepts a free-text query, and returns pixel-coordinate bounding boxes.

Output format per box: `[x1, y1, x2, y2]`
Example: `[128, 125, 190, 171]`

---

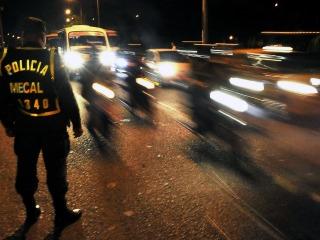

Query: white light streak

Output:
[229, 77, 264, 92]
[277, 81, 318, 95]
[92, 83, 115, 99]
[210, 90, 249, 112]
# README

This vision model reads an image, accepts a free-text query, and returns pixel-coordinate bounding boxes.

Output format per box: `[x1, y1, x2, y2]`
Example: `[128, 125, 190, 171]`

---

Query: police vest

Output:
[0, 47, 61, 117]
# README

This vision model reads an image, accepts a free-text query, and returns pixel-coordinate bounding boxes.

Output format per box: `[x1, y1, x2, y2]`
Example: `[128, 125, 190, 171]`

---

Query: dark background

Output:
[1, 0, 320, 45]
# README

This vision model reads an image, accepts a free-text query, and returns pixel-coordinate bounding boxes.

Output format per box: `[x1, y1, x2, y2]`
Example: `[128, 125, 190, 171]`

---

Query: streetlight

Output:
[66, 0, 83, 24]
[65, 8, 71, 15]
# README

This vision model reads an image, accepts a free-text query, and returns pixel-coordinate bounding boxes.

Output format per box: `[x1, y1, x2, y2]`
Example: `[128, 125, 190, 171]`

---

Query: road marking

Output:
[157, 101, 181, 113]
[218, 110, 248, 126]
[143, 91, 157, 100]
[203, 168, 288, 240]
[273, 175, 299, 194]
[205, 215, 233, 240]
[162, 106, 287, 239]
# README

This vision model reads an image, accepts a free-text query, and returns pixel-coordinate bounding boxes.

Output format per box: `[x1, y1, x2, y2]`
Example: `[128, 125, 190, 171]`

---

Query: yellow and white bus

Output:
[55, 25, 116, 80]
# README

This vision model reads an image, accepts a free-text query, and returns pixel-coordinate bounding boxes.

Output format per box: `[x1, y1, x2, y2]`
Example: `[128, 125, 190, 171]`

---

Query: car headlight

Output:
[136, 78, 155, 89]
[310, 78, 320, 86]
[262, 45, 293, 53]
[229, 77, 264, 92]
[210, 90, 249, 112]
[63, 51, 84, 70]
[277, 81, 318, 95]
[92, 83, 115, 99]
[115, 58, 128, 69]
[158, 62, 176, 77]
[99, 51, 116, 66]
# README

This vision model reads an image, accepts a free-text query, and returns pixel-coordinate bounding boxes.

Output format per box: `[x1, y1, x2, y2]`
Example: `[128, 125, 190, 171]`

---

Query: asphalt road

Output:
[0, 82, 319, 240]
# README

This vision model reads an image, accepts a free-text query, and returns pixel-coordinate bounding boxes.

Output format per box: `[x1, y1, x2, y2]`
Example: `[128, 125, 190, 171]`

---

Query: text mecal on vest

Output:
[10, 82, 44, 94]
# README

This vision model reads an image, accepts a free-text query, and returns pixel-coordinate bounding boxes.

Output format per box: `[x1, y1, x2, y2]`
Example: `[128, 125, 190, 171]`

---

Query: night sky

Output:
[1, 0, 320, 45]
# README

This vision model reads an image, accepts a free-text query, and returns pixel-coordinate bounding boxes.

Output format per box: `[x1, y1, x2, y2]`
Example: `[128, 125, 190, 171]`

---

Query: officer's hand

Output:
[5, 128, 15, 138]
[73, 127, 83, 138]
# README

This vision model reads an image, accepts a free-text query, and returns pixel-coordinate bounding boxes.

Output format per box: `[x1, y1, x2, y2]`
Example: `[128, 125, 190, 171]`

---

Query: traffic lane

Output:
[69, 101, 227, 240]
[189, 139, 320, 240]
[72, 85, 282, 240]
[76, 85, 319, 240]
[72, 94, 293, 240]
[149, 86, 320, 239]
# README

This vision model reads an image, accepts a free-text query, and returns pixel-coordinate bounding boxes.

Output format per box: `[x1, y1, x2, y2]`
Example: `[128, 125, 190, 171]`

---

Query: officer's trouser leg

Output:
[42, 134, 70, 214]
[14, 135, 41, 213]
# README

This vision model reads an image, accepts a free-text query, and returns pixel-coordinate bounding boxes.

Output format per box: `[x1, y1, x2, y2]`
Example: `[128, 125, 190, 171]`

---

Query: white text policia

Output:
[4, 59, 49, 77]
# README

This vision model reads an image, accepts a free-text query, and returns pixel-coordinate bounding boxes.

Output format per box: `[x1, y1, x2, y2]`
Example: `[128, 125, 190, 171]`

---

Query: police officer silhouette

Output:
[0, 17, 83, 232]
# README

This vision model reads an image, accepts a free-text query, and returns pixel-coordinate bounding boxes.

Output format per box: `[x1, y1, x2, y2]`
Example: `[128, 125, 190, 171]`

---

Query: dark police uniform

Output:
[0, 45, 81, 216]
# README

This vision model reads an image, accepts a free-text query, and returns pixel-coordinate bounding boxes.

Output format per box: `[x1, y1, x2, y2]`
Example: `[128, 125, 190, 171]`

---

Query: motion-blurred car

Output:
[143, 49, 191, 86]
[113, 49, 156, 119]
[202, 32, 320, 120]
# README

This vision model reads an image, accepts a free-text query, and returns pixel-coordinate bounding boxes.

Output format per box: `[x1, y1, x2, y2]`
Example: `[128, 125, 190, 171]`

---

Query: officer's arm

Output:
[0, 49, 15, 135]
[0, 48, 5, 124]
[0, 89, 16, 138]
[54, 53, 82, 132]
[0, 75, 9, 127]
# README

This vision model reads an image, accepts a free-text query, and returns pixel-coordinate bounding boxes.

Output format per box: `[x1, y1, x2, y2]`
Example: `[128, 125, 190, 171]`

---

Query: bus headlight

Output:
[63, 51, 84, 70]
[277, 81, 318, 95]
[115, 58, 128, 69]
[158, 62, 176, 77]
[99, 51, 116, 66]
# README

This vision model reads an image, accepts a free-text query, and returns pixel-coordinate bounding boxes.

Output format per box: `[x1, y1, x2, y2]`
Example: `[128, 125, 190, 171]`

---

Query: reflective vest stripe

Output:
[19, 99, 61, 117]
[50, 48, 55, 81]
[0, 48, 8, 77]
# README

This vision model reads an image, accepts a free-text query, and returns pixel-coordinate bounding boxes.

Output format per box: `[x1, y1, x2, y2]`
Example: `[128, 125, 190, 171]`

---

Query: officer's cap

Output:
[22, 17, 46, 35]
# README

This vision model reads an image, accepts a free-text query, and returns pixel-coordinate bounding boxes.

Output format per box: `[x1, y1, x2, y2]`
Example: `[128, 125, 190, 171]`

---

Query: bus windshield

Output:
[69, 31, 106, 47]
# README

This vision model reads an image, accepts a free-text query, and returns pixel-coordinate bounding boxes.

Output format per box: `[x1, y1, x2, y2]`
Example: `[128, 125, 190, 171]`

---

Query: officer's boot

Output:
[22, 195, 41, 227]
[53, 196, 82, 230]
